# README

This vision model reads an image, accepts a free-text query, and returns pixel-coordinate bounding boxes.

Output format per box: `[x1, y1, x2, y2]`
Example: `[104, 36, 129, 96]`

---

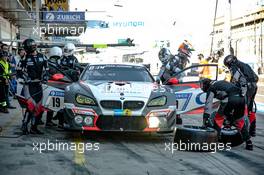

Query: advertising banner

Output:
[43, 11, 85, 23]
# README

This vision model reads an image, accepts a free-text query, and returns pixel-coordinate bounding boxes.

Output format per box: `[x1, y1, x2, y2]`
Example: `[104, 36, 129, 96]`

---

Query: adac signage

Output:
[43, 11, 85, 23]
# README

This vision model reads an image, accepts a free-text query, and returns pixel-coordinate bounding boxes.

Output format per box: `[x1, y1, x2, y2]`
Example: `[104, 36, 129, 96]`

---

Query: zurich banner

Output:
[43, 11, 85, 23]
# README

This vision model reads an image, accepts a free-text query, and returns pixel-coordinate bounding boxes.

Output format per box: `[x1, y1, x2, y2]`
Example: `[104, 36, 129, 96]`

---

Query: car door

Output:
[165, 64, 220, 114]
[42, 63, 75, 112]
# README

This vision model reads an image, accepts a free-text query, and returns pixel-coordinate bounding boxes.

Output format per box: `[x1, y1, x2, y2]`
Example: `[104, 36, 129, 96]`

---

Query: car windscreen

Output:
[81, 65, 154, 82]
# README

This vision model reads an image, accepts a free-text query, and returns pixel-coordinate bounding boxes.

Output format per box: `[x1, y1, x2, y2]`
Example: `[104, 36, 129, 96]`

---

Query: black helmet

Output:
[158, 48, 171, 64]
[224, 55, 237, 68]
[22, 39, 37, 54]
[0, 50, 8, 58]
[200, 78, 212, 92]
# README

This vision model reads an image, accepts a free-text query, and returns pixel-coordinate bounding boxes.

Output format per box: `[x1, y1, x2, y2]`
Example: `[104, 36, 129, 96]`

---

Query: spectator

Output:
[199, 56, 212, 79]
[0, 50, 11, 113]
[9, 54, 17, 95]
[15, 48, 26, 67]
[49, 6, 54, 11]
[57, 5, 64, 11]
[0, 41, 3, 50]
[1, 44, 16, 109]
[197, 53, 204, 64]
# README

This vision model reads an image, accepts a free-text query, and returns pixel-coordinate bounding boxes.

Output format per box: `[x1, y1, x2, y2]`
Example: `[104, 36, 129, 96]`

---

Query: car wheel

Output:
[220, 127, 243, 147]
[173, 125, 218, 151]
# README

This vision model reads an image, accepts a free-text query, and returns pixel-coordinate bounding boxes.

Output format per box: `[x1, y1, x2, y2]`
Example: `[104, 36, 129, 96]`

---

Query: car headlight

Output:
[148, 117, 160, 128]
[147, 96, 167, 107]
[74, 115, 83, 124]
[76, 94, 96, 106]
[84, 116, 94, 126]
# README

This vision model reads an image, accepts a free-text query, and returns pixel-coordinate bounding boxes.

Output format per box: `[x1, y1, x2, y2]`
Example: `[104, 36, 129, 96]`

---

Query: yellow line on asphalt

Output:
[74, 135, 86, 165]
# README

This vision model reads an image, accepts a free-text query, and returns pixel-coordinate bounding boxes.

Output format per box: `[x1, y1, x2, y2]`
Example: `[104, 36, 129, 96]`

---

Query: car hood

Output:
[81, 80, 155, 100]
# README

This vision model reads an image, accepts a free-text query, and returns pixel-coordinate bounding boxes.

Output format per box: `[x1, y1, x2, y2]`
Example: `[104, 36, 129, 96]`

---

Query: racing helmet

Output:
[200, 78, 212, 92]
[178, 40, 194, 58]
[49, 46, 62, 59]
[63, 43, 75, 56]
[22, 38, 37, 54]
[158, 48, 171, 64]
[224, 55, 237, 68]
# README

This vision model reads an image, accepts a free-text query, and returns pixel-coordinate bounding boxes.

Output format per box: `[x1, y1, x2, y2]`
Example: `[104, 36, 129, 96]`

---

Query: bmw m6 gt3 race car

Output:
[63, 63, 181, 132]
[17, 62, 219, 133]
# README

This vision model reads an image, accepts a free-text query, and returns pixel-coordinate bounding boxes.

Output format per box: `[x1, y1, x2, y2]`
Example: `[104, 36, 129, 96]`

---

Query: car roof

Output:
[88, 63, 145, 67]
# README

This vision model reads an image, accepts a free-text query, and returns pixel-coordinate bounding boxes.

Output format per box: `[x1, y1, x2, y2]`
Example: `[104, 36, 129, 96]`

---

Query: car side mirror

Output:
[51, 73, 64, 81]
[168, 77, 179, 85]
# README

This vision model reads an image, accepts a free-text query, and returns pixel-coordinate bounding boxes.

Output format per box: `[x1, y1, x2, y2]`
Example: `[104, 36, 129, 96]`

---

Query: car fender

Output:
[174, 88, 219, 115]
[42, 84, 65, 112]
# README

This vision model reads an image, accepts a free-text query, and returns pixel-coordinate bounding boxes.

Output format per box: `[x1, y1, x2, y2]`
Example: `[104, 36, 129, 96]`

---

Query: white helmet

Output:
[49, 46, 62, 58]
[63, 43, 75, 56]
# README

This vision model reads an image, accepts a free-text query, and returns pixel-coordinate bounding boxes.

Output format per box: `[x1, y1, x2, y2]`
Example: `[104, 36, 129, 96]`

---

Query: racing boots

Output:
[46, 111, 58, 127]
[21, 124, 29, 135]
[245, 140, 253, 151]
[38, 119, 45, 125]
[46, 121, 57, 127]
[30, 125, 44, 135]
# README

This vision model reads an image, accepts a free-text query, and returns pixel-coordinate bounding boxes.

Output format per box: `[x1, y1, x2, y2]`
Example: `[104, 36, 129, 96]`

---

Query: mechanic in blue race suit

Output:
[224, 55, 259, 137]
[17, 39, 49, 135]
[157, 40, 194, 84]
[200, 78, 253, 150]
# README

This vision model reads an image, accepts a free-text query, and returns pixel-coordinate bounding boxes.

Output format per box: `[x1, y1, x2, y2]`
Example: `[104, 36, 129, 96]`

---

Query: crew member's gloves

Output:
[42, 78, 48, 84]
[25, 78, 31, 84]
[203, 113, 213, 127]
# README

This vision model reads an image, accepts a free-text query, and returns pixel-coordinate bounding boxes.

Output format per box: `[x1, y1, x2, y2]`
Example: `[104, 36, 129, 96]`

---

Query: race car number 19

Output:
[52, 97, 61, 107]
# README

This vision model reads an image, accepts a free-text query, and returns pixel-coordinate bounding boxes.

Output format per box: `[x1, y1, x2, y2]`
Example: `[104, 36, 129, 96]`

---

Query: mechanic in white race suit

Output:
[45, 46, 63, 127]
[60, 43, 83, 81]
[201, 78, 253, 150]
[157, 40, 194, 84]
[224, 55, 259, 137]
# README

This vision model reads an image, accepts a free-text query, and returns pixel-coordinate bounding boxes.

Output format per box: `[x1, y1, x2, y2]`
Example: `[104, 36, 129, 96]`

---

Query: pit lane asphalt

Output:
[0, 101, 263, 175]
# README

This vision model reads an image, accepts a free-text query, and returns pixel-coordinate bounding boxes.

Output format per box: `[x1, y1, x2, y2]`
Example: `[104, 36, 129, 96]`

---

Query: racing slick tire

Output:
[173, 125, 218, 152]
[220, 127, 243, 147]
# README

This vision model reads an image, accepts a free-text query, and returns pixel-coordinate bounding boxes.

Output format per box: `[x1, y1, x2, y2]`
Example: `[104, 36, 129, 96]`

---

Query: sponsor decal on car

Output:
[49, 91, 64, 97]
[113, 109, 132, 116]
[175, 93, 192, 111]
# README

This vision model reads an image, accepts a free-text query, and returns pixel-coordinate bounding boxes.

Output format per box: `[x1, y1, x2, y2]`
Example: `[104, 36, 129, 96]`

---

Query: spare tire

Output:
[173, 125, 218, 152]
[220, 127, 243, 147]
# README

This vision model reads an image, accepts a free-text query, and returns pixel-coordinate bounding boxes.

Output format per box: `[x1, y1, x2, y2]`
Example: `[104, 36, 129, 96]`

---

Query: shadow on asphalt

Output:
[26, 127, 174, 144]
